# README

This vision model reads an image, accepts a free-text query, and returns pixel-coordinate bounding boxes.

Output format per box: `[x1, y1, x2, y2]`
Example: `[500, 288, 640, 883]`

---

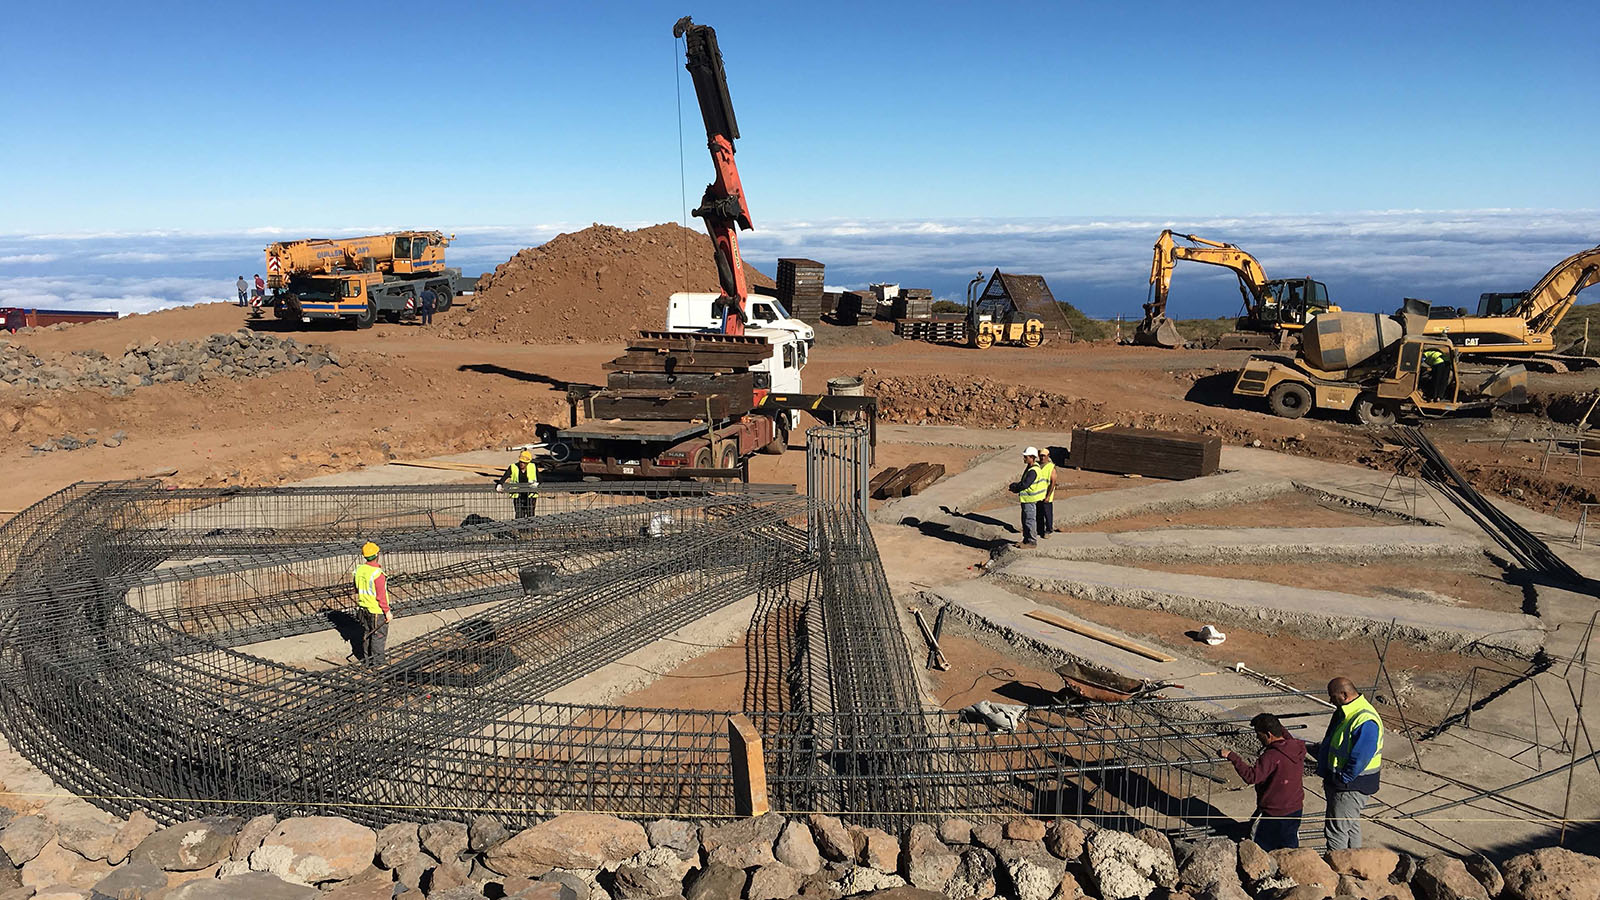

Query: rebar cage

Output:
[0, 443, 1266, 831]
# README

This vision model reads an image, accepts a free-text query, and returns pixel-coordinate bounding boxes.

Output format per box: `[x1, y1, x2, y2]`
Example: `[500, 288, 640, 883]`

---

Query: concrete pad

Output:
[993, 557, 1545, 657]
[875, 448, 1011, 525]
[925, 580, 1321, 723]
[1012, 525, 1487, 563]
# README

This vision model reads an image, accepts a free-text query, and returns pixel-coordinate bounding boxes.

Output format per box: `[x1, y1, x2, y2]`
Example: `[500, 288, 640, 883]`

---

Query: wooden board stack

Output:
[1068, 425, 1220, 480]
[891, 289, 934, 320]
[869, 462, 947, 499]
[895, 315, 967, 343]
[777, 258, 825, 322]
[602, 331, 773, 375]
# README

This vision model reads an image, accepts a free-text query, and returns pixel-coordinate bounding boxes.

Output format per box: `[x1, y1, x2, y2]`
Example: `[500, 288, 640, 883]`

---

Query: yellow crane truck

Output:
[264, 231, 474, 328]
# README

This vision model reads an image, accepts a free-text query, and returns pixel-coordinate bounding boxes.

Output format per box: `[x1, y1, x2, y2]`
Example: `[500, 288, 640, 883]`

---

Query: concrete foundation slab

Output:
[1010, 525, 1487, 563]
[993, 557, 1545, 657]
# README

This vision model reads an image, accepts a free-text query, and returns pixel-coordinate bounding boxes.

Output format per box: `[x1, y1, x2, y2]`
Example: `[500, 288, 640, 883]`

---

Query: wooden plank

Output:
[607, 372, 755, 394]
[903, 463, 946, 496]
[867, 466, 903, 496]
[1024, 609, 1177, 663]
[1069, 426, 1219, 480]
[872, 464, 925, 500]
[727, 714, 770, 817]
[586, 392, 737, 421]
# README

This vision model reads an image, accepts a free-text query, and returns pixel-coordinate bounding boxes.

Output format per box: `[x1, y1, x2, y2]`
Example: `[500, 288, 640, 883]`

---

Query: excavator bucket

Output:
[1133, 315, 1185, 349]
[1478, 365, 1529, 407]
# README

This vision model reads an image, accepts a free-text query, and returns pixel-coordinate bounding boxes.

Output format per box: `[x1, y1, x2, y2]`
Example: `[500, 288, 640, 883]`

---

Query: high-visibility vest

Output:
[1038, 460, 1056, 502]
[505, 462, 539, 495]
[1422, 349, 1447, 367]
[1019, 464, 1048, 503]
[353, 562, 384, 615]
[1327, 695, 1384, 775]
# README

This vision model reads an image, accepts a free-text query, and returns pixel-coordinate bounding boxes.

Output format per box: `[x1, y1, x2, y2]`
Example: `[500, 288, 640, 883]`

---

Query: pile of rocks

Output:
[0, 331, 343, 395]
[864, 375, 1108, 430]
[2, 807, 1596, 900]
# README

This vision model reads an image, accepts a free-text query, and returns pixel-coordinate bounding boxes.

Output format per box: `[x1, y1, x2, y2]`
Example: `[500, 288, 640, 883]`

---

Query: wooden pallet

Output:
[1068, 425, 1220, 480]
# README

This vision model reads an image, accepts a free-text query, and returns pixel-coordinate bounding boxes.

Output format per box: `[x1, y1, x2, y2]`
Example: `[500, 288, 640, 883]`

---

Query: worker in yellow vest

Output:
[496, 450, 539, 519]
[1312, 675, 1384, 849]
[1013, 447, 1047, 547]
[1036, 450, 1057, 538]
[352, 542, 391, 664]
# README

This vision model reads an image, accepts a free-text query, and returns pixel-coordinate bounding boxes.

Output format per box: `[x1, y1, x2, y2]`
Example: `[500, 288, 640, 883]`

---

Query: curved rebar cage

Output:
[0, 450, 1232, 830]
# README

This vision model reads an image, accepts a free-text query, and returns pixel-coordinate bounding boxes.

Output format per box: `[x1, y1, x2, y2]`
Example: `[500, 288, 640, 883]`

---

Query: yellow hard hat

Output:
[519, 450, 533, 463]
[362, 542, 379, 559]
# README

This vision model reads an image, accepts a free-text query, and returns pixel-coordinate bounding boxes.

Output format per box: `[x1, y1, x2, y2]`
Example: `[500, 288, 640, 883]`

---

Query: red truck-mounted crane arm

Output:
[674, 16, 753, 336]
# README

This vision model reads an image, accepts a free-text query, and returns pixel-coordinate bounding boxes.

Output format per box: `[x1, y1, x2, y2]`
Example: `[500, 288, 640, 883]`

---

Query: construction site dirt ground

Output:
[3, 300, 1599, 520]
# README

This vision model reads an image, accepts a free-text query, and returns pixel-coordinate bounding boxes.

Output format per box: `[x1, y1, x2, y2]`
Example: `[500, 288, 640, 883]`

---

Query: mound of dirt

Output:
[462, 223, 774, 344]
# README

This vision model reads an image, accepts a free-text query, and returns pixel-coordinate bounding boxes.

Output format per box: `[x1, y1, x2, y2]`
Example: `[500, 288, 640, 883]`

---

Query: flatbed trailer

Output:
[0, 308, 118, 332]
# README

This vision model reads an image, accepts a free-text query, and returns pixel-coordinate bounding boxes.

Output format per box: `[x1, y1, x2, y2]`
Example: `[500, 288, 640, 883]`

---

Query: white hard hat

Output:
[1023, 446, 1039, 457]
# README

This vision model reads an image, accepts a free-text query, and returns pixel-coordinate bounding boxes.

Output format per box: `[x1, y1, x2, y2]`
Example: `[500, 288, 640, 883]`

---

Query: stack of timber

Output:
[868, 462, 947, 499]
[1068, 425, 1220, 480]
[602, 331, 773, 375]
[833, 290, 879, 326]
[895, 315, 967, 343]
[890, 289, 934, 320]
[777, 258, 826, 321]
[820, 291, 842, 318]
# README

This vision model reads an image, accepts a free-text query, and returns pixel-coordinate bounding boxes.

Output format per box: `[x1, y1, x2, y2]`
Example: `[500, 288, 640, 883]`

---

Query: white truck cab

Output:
[665, 292, 816, 345]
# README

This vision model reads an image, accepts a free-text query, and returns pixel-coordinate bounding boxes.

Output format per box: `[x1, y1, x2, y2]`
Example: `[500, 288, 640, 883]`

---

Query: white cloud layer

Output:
[0, 210, 1595, 319]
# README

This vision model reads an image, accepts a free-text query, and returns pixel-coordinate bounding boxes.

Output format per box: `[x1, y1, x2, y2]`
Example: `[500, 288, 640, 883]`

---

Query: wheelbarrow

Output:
[1055, 661, 1181, 703]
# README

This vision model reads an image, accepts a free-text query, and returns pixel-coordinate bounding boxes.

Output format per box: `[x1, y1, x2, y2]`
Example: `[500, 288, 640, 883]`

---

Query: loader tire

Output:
[1355, 395, 1398, 426]
[1267, 382, 1312, 419]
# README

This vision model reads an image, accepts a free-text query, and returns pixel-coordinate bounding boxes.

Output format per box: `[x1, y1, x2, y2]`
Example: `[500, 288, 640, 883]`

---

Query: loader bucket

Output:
[1133, 315, 1185, 348]
[1479, 365, 1528, 407]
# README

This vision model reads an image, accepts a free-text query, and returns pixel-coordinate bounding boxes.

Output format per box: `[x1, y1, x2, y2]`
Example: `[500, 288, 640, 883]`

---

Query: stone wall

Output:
[1, 804, 1595, 900]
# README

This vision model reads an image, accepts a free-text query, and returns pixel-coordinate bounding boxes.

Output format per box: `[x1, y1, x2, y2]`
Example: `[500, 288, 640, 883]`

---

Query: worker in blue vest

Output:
[1311, 676, 1384, 849]
[1013, 447, 1047, 547]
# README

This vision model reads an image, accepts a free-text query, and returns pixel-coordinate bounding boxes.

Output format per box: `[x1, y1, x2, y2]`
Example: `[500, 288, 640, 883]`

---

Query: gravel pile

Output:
[0, 331, 343, 395]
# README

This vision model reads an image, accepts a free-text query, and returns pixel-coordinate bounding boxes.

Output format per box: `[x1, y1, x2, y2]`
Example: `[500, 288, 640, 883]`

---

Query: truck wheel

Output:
[1355, 395, 1398, 426]
[355, 298, 377, 330]
[716, 444, 739, 482]
[547, 441, 573, 464]
[1267, 382, 1312, 419]
[434, 285, 453, 312]
[692, 447, 714, 480]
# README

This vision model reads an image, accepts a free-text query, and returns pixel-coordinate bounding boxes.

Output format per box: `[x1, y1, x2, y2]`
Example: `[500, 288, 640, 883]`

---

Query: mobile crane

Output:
[1418, 244, 1600, 371]
[1138, 230, 1339, 349]
[264, 231, 474, 328]
[675, 16, 753, 336]
[549, 18, 875, 479]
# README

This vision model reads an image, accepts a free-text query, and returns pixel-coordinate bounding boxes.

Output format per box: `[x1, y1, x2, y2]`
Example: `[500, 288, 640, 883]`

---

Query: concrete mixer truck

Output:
[1230, 302, 1527, 425]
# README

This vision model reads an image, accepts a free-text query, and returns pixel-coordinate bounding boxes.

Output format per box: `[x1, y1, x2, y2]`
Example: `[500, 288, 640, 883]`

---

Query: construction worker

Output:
[1220, 712, 1307, 851]
[1012, 447, 1047, 547]
[1311, 676, 1384, 850]
[496, 450, 539, 519]
[1036, 449, 1057, 538]
[1421, 345, 1452, 401]
[352, 542, 391, 665]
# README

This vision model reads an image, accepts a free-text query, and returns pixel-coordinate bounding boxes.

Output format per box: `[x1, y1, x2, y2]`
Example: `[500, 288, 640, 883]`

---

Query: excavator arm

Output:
[1138, 230, 1273, 347]
[675, 17, 753, 336]
[1519, 245, 1600, 335]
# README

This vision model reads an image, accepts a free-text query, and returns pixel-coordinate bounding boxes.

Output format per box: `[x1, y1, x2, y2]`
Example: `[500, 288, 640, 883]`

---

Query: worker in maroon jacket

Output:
[1221, 712, 1307, 851]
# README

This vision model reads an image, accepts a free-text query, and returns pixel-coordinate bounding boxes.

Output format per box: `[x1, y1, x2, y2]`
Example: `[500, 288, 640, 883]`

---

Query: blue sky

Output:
[1, 1, 1596, 316]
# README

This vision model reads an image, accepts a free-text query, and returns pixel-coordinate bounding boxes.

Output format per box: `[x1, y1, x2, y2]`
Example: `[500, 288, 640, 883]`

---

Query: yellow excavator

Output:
[1137, 230, 1339, 349]
[1418, 244, 1600, 372]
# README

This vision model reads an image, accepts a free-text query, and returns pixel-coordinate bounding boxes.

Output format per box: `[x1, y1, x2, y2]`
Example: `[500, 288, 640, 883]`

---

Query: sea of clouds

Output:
[1, 210, 1595, 321]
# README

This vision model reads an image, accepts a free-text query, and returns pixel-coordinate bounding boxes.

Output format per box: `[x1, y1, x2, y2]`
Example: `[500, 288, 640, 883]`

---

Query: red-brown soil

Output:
[1054, 491, 1394, 532]
[1128, 559, 1527, 613]
[466, 223, 775, 344]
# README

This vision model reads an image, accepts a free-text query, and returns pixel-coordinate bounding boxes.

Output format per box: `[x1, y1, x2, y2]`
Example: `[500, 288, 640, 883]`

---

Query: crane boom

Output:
[674, 16, 753, 336]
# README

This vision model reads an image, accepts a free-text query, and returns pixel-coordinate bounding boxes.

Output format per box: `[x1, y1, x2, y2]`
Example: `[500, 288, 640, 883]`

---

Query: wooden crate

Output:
[1068, 426, 1220, 480]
